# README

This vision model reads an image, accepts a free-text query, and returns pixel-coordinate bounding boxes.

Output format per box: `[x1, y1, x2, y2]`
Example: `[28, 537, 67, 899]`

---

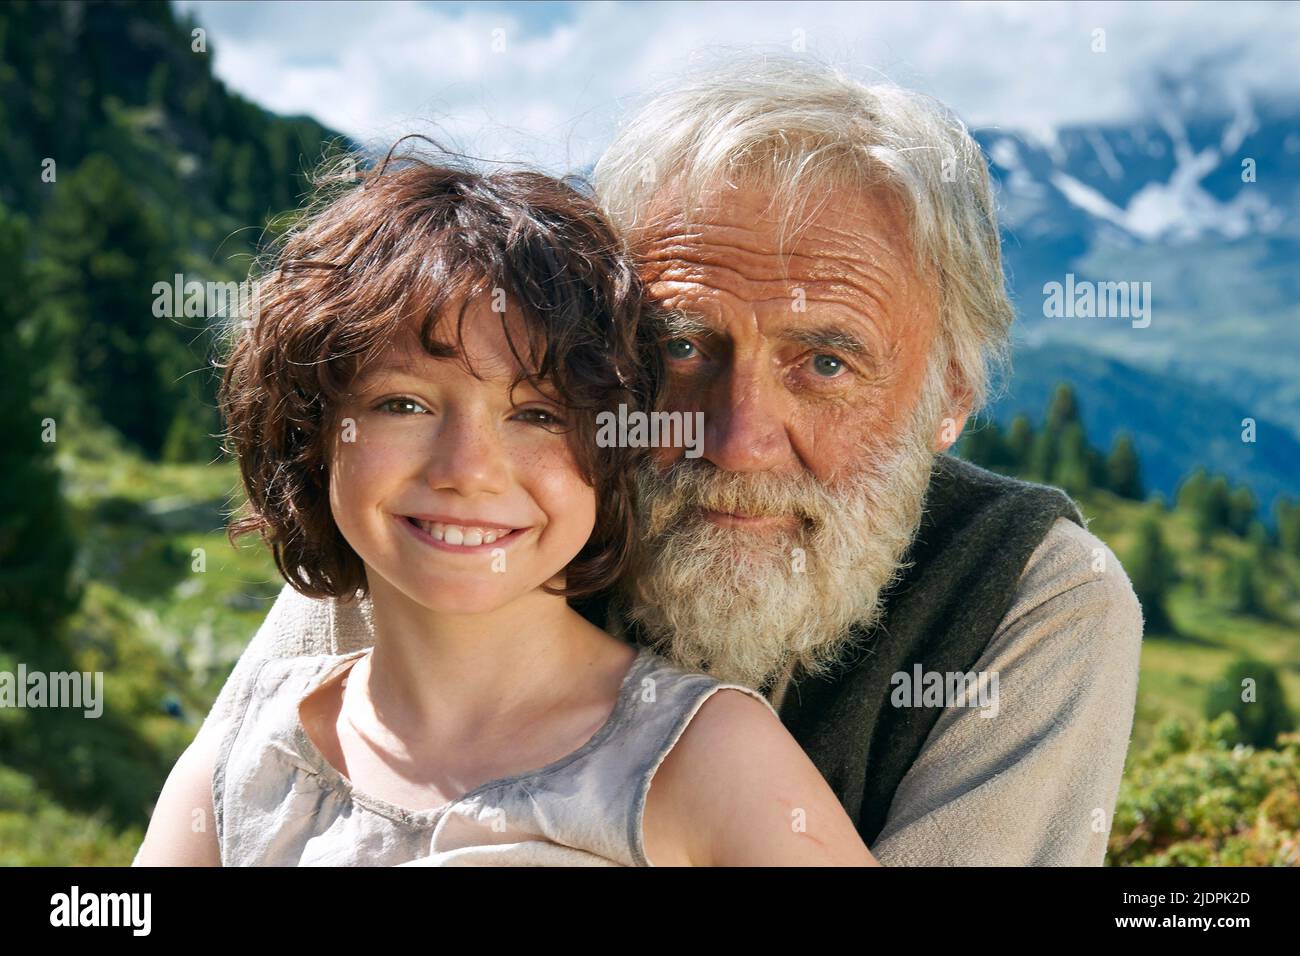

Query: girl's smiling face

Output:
[326, 296, 598, 615]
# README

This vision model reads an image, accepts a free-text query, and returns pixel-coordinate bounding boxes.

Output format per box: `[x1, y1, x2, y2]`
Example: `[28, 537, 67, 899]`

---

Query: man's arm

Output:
[871, 516, 1143, 866]
[199, 584, 373, 739]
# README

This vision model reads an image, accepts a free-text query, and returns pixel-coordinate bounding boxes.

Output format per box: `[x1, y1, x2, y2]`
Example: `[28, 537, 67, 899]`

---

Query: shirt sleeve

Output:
[870, 516, 1144, 866]
[198, 583, 373, 739]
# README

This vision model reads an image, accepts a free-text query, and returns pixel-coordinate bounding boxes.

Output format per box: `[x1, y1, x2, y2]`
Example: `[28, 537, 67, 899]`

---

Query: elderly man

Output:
[202, 55, 1142, 866]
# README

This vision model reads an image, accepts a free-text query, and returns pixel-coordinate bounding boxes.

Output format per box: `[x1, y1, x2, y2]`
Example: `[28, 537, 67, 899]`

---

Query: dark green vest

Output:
[573, 454, 1084, 845]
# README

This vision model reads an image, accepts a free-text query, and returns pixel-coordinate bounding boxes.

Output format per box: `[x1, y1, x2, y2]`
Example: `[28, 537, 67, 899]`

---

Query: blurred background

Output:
[0, 0, 1296, 865]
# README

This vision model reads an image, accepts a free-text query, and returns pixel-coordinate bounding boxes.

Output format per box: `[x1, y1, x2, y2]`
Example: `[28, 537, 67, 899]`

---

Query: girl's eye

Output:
[807, 354, 847, 379]
[514, 407, 567, 428]
[376, 397, 428, 415]
[665, 338, 697, 360]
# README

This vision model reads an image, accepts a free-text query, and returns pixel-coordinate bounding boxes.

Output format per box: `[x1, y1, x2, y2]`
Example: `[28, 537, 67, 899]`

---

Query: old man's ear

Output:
[930, 360, 975, 453]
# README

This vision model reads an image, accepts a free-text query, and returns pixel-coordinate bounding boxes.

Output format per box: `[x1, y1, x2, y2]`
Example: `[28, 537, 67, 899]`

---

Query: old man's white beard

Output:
[621, 406, 940, 690]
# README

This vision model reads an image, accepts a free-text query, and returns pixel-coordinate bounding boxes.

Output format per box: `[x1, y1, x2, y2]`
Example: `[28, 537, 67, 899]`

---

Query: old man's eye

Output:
[809, 354, 846, 378]
[665, 339, 697, 360]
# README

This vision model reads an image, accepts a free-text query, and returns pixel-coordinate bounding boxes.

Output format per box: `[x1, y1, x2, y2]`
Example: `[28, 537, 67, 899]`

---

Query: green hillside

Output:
[0, 0, 346, 863]
[1, 424, 282, 864]
[0, 0, 347, 461]
[1059, 483, 1300, 750]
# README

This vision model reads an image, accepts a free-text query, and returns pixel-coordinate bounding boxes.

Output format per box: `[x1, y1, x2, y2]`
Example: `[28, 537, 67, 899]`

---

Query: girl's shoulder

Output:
[617, 645, 782, 745]
[615, 647, 786, 865]
[212, 651, 367, 798]
[236, 650, 368, 709]
[634, 654, 874, 866]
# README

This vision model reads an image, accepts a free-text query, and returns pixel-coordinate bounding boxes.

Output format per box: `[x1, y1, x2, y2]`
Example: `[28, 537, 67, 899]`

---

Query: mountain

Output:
[0, 0, 351, 460]
[1, 0, 348, 244]
[968, 83, 1300, 510]
[974, 92, 1300, 452]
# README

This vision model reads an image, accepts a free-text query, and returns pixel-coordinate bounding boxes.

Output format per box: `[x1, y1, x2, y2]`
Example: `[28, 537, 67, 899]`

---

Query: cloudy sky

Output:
[173, 0, 1300, 172]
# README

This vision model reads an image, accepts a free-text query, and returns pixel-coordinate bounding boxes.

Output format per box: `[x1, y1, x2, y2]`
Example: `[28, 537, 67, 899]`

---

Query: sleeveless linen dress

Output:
[212, 644, 778, 866]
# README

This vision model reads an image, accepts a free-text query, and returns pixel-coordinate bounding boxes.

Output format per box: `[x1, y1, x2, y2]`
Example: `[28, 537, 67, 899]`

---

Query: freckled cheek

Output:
[521, 445, 597, 548]
[337, 426, 398, 472]
[326, 430, 420, 527]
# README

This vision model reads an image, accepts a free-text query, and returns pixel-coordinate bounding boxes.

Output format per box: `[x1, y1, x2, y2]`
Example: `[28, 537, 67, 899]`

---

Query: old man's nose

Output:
[701, 373, 794, 474]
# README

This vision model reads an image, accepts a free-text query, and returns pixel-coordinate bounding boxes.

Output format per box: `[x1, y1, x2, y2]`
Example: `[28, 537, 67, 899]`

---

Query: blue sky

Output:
[173, 0, 1300, 172]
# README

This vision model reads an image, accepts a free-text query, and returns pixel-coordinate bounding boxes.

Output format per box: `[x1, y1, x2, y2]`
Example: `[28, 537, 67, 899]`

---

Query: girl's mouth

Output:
[397, 514, 528, 553]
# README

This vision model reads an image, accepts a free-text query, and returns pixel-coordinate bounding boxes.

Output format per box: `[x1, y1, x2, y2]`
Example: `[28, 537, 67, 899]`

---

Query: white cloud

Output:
[173, 0, 1300, 172]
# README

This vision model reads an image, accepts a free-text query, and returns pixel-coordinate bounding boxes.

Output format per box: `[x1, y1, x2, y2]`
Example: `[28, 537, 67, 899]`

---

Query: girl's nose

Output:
[422, 411, 510, 497]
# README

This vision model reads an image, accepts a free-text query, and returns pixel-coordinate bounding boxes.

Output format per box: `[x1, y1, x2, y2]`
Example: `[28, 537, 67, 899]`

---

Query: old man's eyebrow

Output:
[656, 309, 875, 358]
[656, 309, 716, 340]
[782, 326, 872, 355]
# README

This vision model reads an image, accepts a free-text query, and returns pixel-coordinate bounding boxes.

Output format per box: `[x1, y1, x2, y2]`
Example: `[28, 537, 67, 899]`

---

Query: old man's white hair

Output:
[594, 51, 1013, 414]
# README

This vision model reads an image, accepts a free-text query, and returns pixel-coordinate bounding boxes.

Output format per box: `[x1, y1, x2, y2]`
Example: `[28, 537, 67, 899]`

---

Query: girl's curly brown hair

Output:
[218, 141, 662, 602]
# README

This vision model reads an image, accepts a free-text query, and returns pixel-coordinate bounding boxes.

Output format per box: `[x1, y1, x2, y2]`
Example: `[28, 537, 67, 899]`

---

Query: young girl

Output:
[134, 146, 880, 867]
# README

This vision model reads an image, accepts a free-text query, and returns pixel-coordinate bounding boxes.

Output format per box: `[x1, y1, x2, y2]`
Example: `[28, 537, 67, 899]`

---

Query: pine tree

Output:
[1027, 431, 1051, 482]
[1045, 383, 1081, 431]
[1222, 555, 1263, 617]
[956, 416, 1008, 469]
[0, 203, 80, 632]
[1053, 422, 1091, 495]
[1205, 658, 1295, 748]
[1085, 445, 1108, 492]
[1183, 471, 1231, 550]
[1227, 485, 1256, 537]
[1028, 384, 1082, 483]
[39, 154, 182, 457]
[1107, 432, 1144, 499]
[1248, 521, 1273, 568]
[1200, 476, 1232, 534]
[1127, 508, 1176, 634]
[1277, 498, 1300, 559]
[1005, 415, 1034, 475]
[1177, 468, 1209, 513]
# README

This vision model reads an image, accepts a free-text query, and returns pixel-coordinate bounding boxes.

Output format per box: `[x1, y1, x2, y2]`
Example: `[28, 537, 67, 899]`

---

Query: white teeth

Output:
[411, 518, 514, 547]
